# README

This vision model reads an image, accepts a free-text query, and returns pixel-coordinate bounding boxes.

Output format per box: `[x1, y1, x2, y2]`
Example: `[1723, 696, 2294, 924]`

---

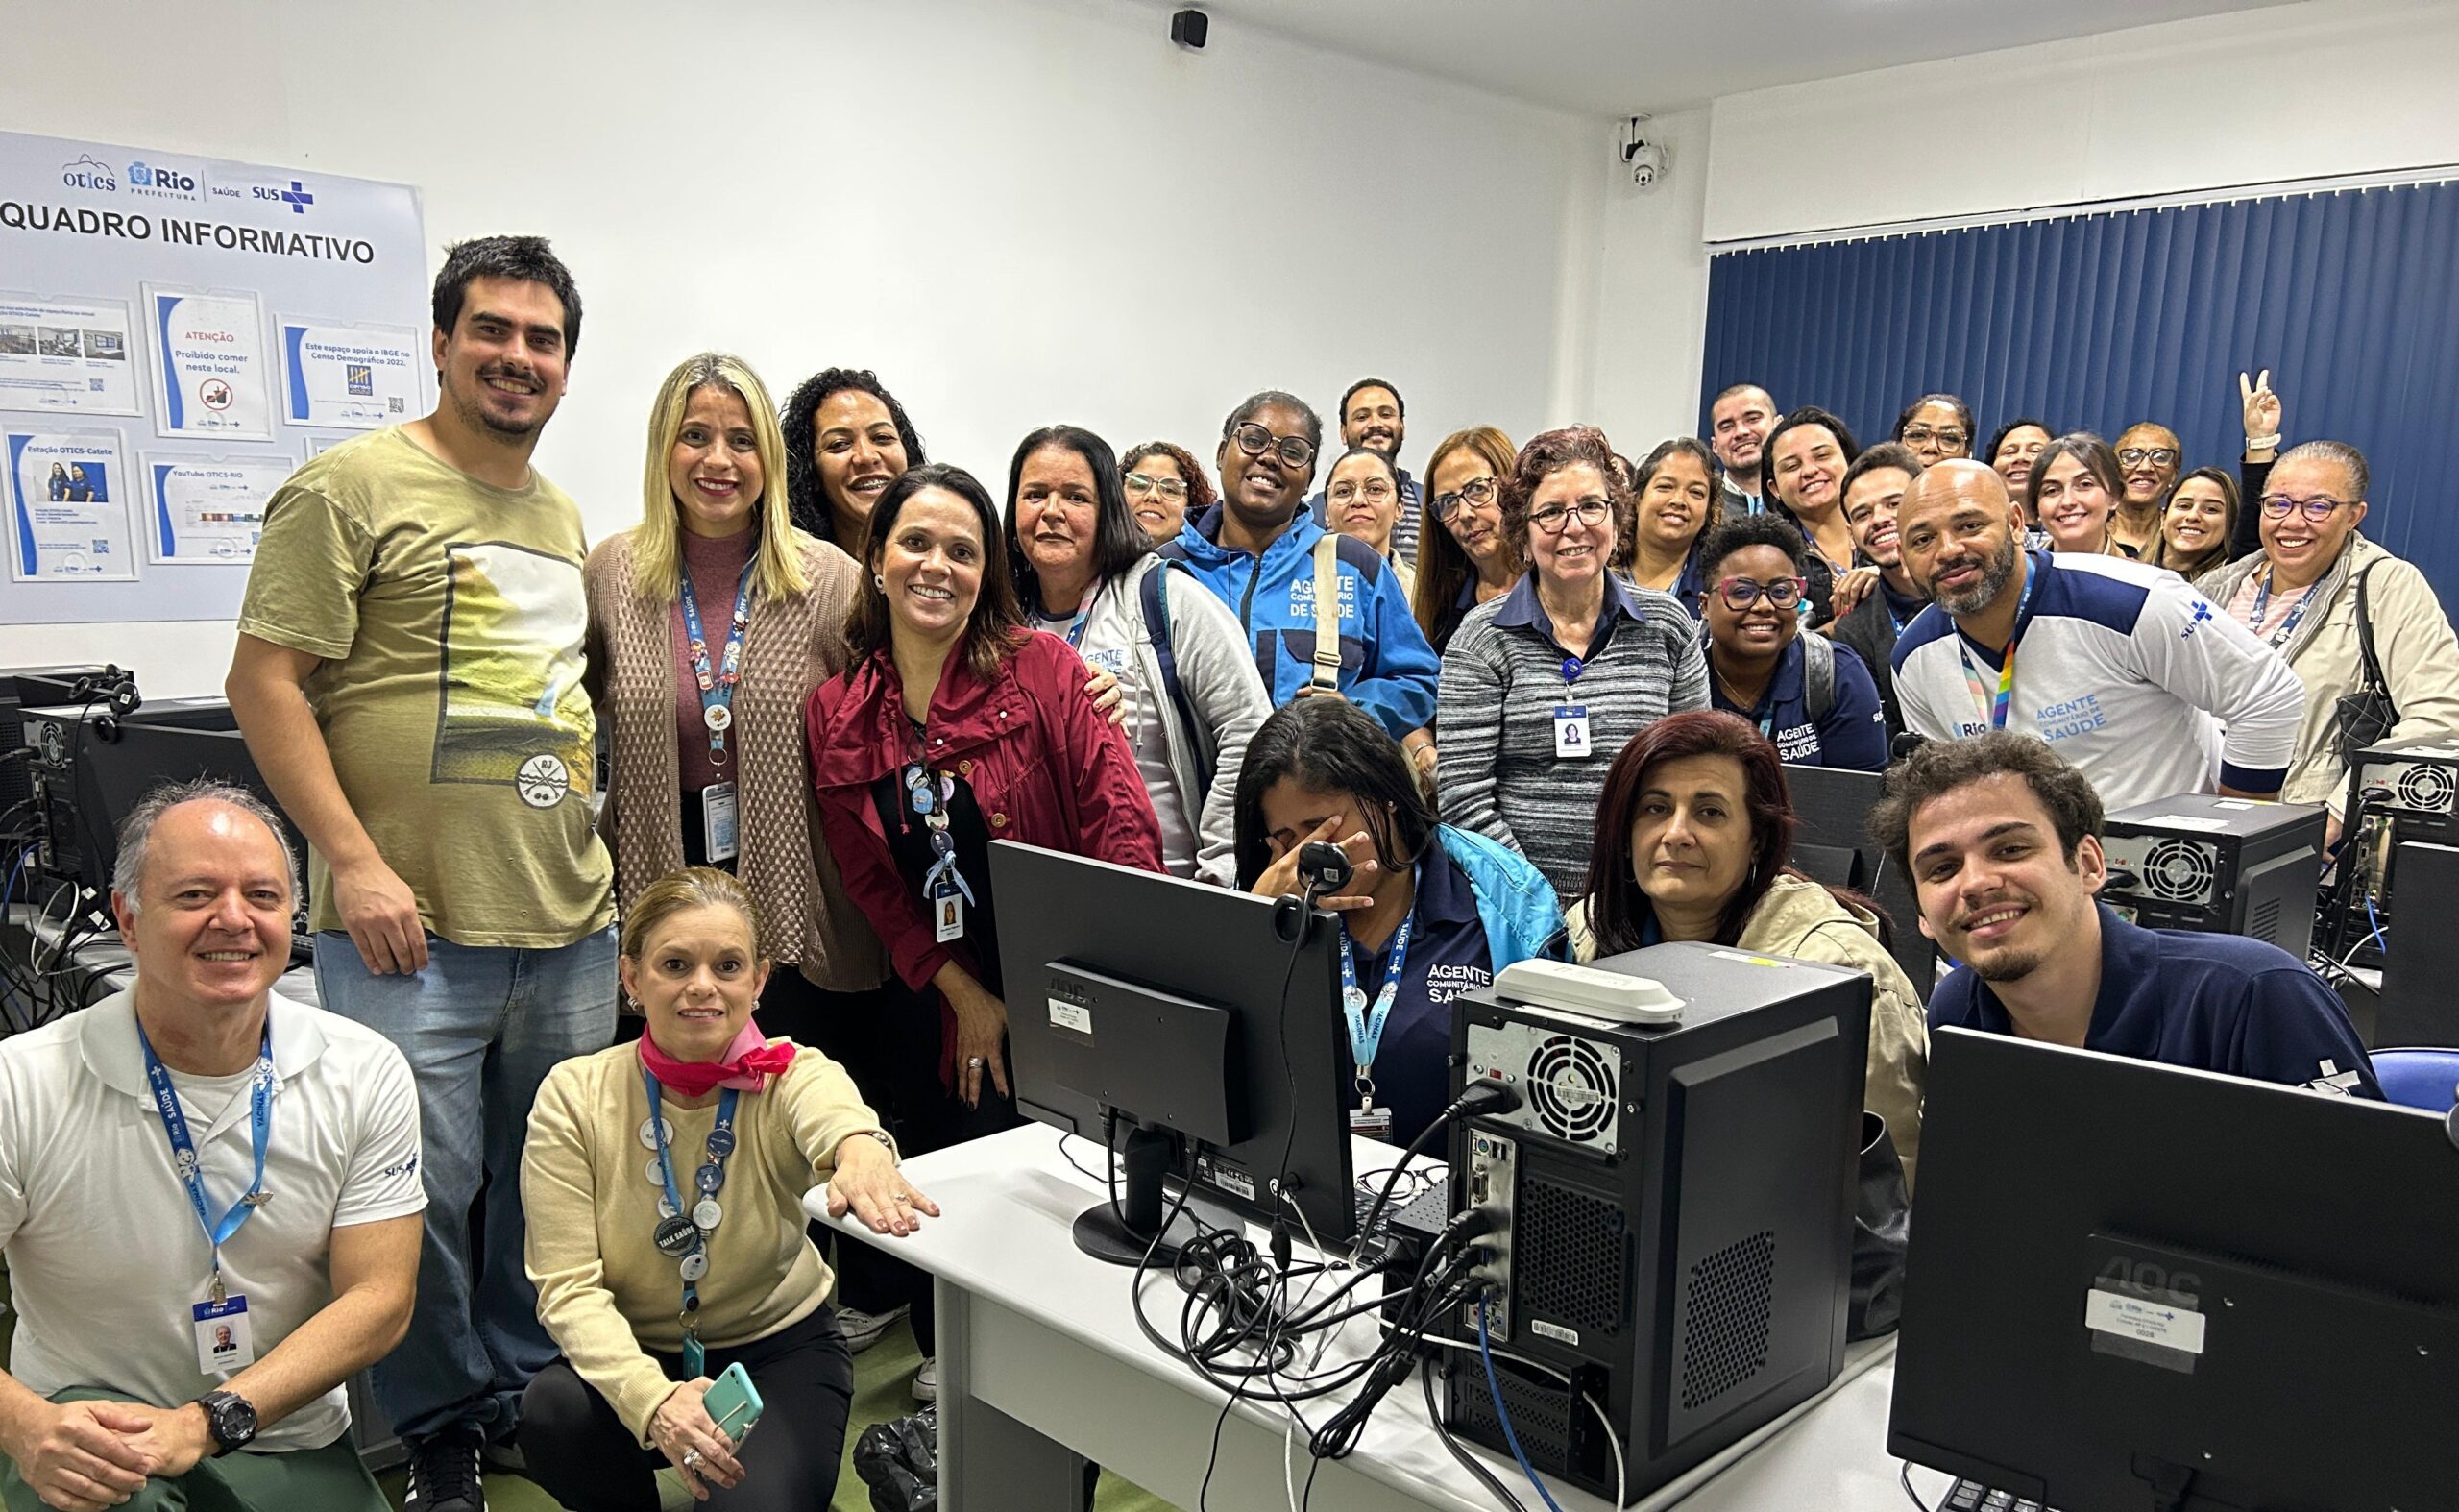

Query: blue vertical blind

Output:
[1698, 182, 2459, 601]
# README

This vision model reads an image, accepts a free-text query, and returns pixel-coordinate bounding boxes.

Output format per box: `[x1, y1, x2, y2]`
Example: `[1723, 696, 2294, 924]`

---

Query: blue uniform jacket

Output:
[1162, 504, 1440, 739]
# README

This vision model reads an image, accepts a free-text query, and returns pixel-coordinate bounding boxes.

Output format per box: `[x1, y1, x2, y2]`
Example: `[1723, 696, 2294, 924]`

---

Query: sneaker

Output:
[837, 1303, 909, 1355]
[911, 1357, 939, 1403]
[402, 1424, 486, 1512]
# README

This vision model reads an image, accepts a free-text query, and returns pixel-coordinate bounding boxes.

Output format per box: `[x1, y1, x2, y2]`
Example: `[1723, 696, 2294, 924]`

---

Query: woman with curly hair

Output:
[1119, 439, 1215, 544]
[778, 368, 928, 553]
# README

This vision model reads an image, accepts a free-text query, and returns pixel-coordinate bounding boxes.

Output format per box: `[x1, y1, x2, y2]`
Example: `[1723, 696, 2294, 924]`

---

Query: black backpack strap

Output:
[1139, 562, 1215, 806]
[1805, 631, 1836, 725]
[2354, 561, 2388, 698]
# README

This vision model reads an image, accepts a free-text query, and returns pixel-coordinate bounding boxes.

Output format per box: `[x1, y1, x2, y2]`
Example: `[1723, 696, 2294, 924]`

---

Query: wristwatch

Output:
[195, 1389, 258, 1456]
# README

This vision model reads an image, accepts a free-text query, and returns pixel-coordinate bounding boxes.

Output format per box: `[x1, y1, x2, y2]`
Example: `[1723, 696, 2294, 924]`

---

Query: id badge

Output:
[1348, 1103, 1394, 1141]
[1553, 704, 1592, 758]
[193, 1294, 254, 1372]
[702, 782, 740, 864]
[931, 879, 964, 943]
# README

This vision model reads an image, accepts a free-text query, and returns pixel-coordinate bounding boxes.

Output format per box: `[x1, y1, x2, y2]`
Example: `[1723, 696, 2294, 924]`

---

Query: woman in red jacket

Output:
[806, 461, 1160, 1395]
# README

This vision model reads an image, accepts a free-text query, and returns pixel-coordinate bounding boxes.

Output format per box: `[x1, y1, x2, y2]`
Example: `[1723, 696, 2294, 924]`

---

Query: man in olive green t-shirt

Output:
[227, 235, 614, 1512]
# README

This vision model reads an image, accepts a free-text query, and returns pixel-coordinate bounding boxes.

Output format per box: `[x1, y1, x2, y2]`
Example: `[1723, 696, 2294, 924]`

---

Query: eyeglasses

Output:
[1433, 476, 1497, 523]
[1327, 479, 1396, 503]
[1528, 498, 1612, 536]
[2258, 493, 2357, 523]
[1901, 427, 1968, 450]
[1716, 575, 1808, 612]
[1230, 422, 1315, 470]
[1124, 472, 1188, 501]
[2117, 448, 2179, 467]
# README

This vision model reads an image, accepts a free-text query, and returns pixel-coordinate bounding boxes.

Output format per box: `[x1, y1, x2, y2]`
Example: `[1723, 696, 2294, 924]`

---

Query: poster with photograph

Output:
[280, 317, 420, 428]
[7, 428, 137, 581]
[143, 451, 295, 564]
[0, 293, 139, 415]
[145, 283, 273, 440]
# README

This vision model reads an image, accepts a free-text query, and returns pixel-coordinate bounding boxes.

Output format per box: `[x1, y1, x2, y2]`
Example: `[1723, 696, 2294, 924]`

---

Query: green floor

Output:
[374, 1315, 1176, 1511]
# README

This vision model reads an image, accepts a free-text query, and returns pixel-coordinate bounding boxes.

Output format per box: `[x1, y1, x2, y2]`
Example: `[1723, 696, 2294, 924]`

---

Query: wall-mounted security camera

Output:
[1171, 8, 1208, 50]
[1619, 115, 1668, 189]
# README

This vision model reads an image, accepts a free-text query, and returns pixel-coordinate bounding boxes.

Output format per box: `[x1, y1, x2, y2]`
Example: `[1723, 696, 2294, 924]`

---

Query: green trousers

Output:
[0, 1387, 387, 1512]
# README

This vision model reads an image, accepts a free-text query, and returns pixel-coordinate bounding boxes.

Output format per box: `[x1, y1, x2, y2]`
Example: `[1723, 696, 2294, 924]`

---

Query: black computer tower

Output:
[1439, 942, 1868, 1503]
[2333, 734, 2459, 968]
[0, 666, 116, 883]
[19, 695, 257, 897]
[2098, 793, 2325, 953]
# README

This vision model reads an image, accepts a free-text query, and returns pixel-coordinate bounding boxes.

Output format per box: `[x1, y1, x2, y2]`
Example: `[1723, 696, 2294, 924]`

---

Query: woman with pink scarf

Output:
[516, 866, 937, 1511]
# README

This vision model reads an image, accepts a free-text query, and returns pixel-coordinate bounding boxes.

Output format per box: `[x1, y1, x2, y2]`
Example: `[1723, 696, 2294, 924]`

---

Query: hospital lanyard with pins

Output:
[1338, 875, 1418, 1116]
[140, 1018, 274, 1305]
[640, 1068, 741, 1378]
[904, 756, 976, 910]
[2247, 566, 2315, 649]
[679, 561, 757, 762]
[1956, 558, 2038, 731]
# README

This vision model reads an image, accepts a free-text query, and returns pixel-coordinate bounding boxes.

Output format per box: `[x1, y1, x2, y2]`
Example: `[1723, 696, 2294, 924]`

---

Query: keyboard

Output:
[1942, 1479, 2061, 1512]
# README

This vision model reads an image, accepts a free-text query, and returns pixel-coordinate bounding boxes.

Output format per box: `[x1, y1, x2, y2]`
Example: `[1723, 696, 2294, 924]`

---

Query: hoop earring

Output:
[873, 573, 886, 593]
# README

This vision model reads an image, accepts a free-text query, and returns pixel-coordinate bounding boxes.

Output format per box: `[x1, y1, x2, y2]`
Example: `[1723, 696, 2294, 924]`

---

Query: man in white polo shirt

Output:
[0, 780, 424, 1512]
[1890, 460, 2305, 809]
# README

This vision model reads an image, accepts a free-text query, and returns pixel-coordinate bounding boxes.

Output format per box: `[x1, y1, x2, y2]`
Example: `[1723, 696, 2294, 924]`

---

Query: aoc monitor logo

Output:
[60, 155, 115, 192]
[126, 160, 201, 199]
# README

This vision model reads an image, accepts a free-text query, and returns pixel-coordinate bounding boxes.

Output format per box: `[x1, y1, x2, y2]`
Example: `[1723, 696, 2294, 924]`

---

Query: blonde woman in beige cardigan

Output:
[584, 352, 887, 1053]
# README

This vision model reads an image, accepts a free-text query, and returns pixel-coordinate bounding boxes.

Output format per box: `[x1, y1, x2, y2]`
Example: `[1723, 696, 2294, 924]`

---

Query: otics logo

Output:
[60, 155, 116, 192]
[125, 159, 202, 200]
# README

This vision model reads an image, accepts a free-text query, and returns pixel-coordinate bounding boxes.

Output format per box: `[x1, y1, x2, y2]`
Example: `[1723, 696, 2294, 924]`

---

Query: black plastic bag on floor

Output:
[853, 1403, 937, 1512]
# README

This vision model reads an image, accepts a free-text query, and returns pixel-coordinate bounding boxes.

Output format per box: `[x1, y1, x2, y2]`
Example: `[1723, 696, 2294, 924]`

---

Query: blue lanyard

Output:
[679, 562, 756, 763]
[1337, 879, 1418, 1099]
[642, 1069, 741, 1357]
[1561, 657, 1584, 691]
[1046, 586, 1098, 649]
[139, 1017, 273, 1299]
[2246, 567, 2313, 649]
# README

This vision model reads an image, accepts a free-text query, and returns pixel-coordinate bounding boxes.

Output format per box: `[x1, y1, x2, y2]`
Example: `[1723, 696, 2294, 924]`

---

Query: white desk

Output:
[812, 1124, 1905, 1512]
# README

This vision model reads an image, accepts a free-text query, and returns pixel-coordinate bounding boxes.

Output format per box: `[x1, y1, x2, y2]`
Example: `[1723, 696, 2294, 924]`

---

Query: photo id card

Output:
[1348, 1103, 1394, 1141]
[1553, 704, 1592, 758]
[193, 1294, 254, 1372]
[701, 782, 740, 864]
[932, 879, 964, 943]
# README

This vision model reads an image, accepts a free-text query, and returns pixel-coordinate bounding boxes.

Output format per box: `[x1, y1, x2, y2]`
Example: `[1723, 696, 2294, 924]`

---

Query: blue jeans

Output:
[314, 926, 618, 1443]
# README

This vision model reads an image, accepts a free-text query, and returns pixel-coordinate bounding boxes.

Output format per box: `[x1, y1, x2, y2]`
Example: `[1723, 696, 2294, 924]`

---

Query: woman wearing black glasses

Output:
[2109, 421, 2183, 556]
[1697, 515, 1887, 771]
[1413, 426, 1522, 654]
[1892, 393, 1975, 467]
[1436, 426, 1709, 899]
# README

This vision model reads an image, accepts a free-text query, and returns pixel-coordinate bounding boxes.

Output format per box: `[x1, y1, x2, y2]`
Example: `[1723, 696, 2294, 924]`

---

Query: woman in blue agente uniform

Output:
[1232, 698, 1569, 1147]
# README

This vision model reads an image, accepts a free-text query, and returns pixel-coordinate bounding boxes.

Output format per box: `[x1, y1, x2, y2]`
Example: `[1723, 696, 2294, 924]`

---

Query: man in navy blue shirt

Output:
[1870, 731, 2379, 1097]
[1697, 515, 1887, 770]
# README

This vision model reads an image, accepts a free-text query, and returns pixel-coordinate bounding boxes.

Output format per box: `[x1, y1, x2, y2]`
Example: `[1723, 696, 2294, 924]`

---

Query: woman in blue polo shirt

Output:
[1234, 698, 1569, 1147]
[1697, 514, 1887, 771]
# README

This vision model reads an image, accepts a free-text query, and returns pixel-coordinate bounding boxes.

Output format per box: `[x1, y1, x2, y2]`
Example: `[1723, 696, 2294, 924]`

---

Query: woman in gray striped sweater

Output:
[1435, 426, 1710, 898]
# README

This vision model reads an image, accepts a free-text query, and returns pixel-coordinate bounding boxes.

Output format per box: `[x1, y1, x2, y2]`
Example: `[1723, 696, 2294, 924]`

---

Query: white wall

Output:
[0, 0, 1595, 695]
[1584, 108, 1714, 453]
[1703, 0, 2459, 244]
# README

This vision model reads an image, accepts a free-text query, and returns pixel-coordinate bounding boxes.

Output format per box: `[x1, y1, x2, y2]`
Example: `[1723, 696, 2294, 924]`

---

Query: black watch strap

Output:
[196, 1389, 257, 1456]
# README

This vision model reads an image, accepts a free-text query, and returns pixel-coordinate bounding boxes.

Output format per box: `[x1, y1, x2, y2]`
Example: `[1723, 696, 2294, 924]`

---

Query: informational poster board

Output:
[0, 133, 429, 623]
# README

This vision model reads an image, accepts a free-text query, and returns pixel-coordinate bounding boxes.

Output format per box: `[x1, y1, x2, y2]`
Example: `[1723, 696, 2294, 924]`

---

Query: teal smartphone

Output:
[702, 1362, 764, 1448]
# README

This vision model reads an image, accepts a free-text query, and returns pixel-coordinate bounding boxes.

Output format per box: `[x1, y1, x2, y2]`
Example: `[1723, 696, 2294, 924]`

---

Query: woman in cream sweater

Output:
[519, 867, 935, 1510]
[1570, 710, 1929, 1190]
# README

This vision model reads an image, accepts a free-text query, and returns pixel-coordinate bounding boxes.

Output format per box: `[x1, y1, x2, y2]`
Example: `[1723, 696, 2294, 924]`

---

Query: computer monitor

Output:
[1889, 1028, 2459, 1510]
[1782, 763, 1935, 994]
[991, 840, 1355, 1266]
